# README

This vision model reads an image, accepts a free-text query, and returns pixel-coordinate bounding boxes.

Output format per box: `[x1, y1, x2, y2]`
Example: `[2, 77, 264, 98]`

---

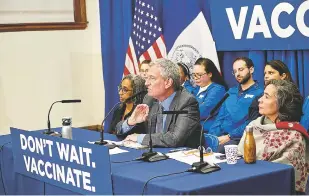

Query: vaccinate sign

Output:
[10, 127, 113, 195]
[210, 0, 309, 50]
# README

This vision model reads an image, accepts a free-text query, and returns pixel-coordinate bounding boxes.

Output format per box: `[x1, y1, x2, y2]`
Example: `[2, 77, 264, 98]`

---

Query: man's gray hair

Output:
[149, 58, 181, 90]
[267, 79, 303, 122]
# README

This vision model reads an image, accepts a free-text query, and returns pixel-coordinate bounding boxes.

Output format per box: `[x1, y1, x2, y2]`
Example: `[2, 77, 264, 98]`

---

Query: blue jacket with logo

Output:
[209, 82, 263, 139]
[192, 83, 226, 132]
[300, 96, 309, 132]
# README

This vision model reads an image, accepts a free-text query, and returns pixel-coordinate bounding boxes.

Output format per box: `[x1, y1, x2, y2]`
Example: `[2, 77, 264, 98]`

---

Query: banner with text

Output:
[210, 0, 309, 51]
[10, 127, 113, 195]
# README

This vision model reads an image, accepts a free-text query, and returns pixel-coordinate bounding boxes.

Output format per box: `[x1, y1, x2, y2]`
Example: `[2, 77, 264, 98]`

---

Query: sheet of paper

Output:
[109, 147, 128, 155]
[87, 141, 128, 155]
[93, 140, 148, 149]
[166, 150, 227, 165]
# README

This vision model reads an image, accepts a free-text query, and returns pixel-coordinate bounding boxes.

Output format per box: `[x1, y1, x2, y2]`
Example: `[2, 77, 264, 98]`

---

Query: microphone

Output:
[123, 90, 147, 104]
[95, 101, 121, 149]
[161, 110, 188, 114]
[61, 100, 81, 103]
[136, 110, 188, 162]
[95, 91, 147, 148]
[190, 93, 229, 173]
[209, 93, 229, 116]
[44, 99, 81, 135]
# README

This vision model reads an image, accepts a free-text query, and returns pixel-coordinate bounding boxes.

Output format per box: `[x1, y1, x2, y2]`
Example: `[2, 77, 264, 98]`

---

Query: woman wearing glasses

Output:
[109, 74, 147, 135]
[191, 58, 228, 132]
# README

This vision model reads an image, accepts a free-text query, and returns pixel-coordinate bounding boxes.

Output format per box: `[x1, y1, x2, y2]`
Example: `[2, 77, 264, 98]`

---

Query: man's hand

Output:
[124, 133, 138, 142]
[127, 104, 149, 126]
[218, 135, 230, 145]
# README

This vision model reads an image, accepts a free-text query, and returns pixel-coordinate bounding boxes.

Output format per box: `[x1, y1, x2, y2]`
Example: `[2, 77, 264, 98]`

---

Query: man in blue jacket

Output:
[208, 57, 263, 153]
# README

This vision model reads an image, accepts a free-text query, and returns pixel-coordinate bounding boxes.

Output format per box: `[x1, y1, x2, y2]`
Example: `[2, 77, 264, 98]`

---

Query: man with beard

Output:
[208, 57, 263, 153]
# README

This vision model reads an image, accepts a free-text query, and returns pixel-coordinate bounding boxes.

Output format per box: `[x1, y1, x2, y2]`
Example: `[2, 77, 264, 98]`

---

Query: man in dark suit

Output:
[116, 58, 201, 148]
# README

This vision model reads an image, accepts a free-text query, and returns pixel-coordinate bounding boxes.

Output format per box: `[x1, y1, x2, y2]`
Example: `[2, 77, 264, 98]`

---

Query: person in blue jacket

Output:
[177, 62, 195, 93]
[191, 58, 228, 132]
[300, 96, 309, 132]
[208, 57, 263, 153]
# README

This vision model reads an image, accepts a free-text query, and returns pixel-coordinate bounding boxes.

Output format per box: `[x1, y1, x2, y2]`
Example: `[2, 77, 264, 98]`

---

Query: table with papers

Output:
[0, 128, 295, 194]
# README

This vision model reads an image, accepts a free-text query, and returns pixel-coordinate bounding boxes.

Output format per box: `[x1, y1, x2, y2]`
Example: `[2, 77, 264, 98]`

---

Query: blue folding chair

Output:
[300, 96, 309, 132]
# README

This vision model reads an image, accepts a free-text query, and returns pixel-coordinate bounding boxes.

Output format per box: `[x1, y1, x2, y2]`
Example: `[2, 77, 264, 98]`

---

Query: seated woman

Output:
[249, 60, 294, 122]
[109, 74, 147, 137]
[191, 58, 227, 131]
[177, 62, 195, 93]
[238, 80, 309, 194]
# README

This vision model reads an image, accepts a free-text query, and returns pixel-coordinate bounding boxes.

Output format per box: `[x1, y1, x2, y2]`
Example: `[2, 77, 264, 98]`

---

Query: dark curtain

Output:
[99, 0, 133, 131]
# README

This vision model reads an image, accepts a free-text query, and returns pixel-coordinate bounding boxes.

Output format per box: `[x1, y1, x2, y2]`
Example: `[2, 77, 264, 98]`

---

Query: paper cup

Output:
[224, 145, 238, 164]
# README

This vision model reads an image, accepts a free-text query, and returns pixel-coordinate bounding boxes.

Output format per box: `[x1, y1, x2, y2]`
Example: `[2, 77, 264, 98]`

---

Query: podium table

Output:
[0, 128, 295, 194]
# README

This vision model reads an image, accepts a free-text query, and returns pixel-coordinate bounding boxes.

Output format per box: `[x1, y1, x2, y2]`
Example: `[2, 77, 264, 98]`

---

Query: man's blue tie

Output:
[156, 105, 164, 133]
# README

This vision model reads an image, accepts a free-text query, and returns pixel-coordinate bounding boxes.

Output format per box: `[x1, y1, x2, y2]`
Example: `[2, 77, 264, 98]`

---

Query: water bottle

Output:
[61, 117, 72, 139]
[244, 126, 256, 164]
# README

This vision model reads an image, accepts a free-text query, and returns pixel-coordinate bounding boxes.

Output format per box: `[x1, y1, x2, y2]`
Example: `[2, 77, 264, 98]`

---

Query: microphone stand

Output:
[44, 99, 81, 135]
[190, 93, 229, 173]
[191, 114, 215, 173]
[94, 102, 120, 149]
[94, 90, 147, 149]
[137, 110, 188, 162]
[44, 101, 61, 135]
[137, 114, 167, 162]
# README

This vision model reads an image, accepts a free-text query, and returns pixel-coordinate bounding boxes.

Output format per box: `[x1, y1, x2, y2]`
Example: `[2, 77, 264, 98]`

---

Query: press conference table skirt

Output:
[0, 128, 294, 195]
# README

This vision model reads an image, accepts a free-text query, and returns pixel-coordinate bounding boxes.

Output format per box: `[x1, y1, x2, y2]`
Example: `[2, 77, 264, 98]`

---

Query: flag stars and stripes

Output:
[124, 0, 167, 75]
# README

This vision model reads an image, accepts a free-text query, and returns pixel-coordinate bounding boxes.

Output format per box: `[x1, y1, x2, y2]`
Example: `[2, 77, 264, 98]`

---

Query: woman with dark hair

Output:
[191, 57, 227, 131]
[177, 62, 195, 93]
[264, 60, 294, 84]
[238, 80, 308, 194]
[109, 74, 147, 135]
[249, 60, 294, 122]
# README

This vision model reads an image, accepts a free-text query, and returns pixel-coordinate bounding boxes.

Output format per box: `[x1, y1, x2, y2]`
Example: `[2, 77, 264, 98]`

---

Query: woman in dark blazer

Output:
[109, 74, 147, 136]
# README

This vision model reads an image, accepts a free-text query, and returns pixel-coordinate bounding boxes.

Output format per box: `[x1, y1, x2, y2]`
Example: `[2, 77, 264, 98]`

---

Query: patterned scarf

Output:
[238, 116, 309, 192]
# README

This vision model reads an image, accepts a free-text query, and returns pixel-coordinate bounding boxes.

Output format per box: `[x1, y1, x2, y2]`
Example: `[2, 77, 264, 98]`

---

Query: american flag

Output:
[124, 0, 167, 75]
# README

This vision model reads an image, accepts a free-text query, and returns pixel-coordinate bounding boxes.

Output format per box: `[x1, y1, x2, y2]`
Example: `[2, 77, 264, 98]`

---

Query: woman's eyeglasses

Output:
[191, 73, 207, 79]
[118, 86, 132, 94]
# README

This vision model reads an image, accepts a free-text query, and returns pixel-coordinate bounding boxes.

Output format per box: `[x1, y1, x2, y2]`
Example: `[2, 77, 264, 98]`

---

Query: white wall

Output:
[0, 0, 105, 135]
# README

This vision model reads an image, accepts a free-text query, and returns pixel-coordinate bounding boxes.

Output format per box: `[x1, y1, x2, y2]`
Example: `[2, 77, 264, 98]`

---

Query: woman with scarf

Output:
[238, 80, 309, 194]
